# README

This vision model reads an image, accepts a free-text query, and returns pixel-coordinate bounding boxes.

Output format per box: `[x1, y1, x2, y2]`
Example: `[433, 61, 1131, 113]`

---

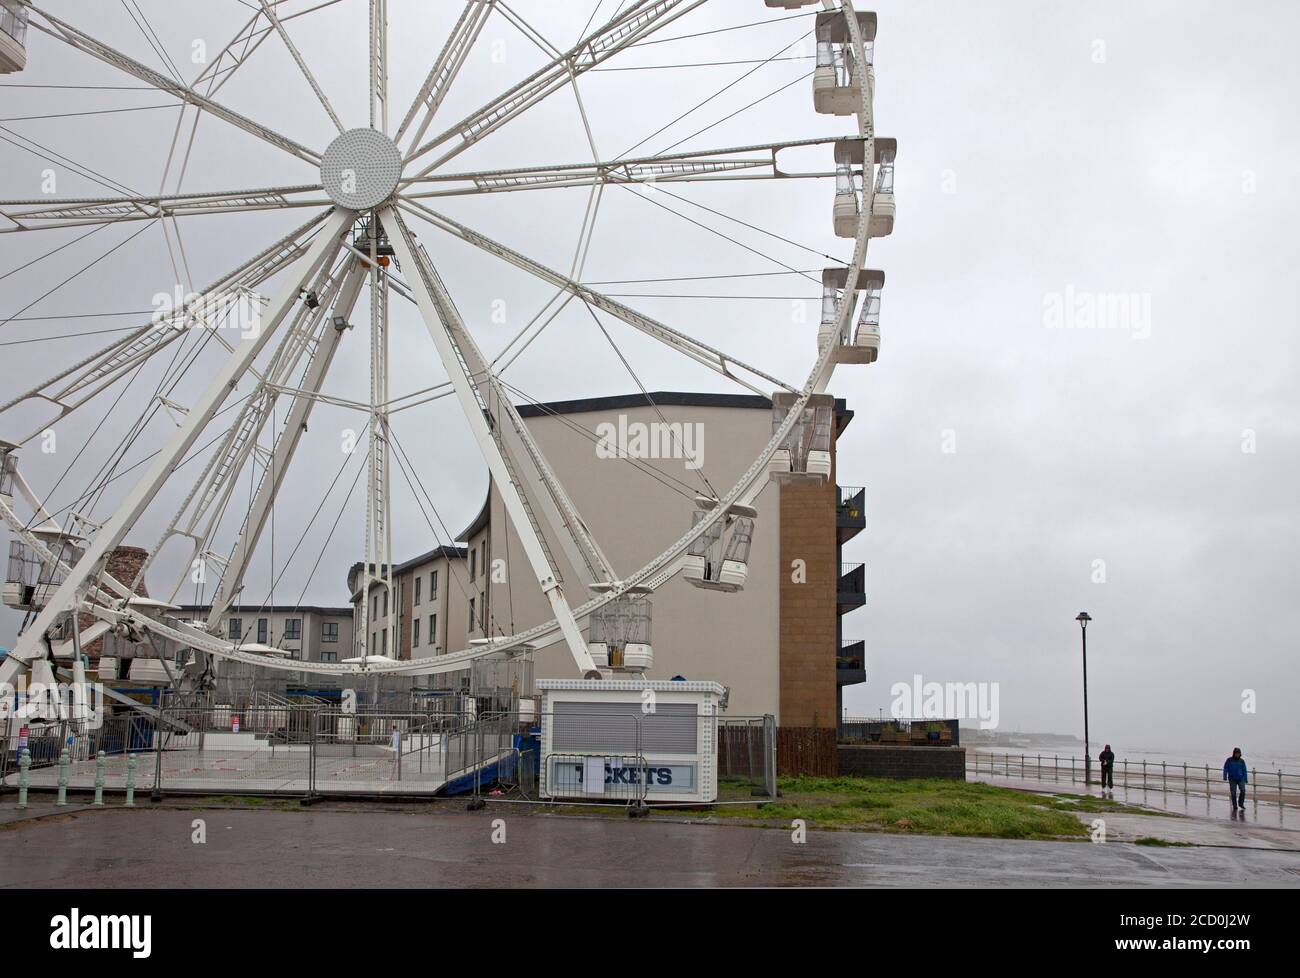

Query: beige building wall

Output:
[477, 397, 784, 720]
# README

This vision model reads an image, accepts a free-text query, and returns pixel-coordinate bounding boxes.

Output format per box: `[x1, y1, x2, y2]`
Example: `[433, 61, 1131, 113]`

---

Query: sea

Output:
[962, 734, 1299, 775]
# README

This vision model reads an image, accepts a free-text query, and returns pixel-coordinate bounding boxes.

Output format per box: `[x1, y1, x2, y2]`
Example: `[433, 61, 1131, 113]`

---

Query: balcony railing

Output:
[837, 485, 865, 542]
[837, 561, 865, 612]
[837, 639, 865, 686]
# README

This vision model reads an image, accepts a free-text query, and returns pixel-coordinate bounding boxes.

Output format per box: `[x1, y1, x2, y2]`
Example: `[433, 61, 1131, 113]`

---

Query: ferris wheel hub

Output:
[320, 127, 402, 210]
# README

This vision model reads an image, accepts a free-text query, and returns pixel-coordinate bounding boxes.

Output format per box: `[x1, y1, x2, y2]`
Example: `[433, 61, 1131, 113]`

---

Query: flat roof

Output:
[516, 390, 853, 430]
[346, 545, 469, 597]
[181, 604, 353, 617]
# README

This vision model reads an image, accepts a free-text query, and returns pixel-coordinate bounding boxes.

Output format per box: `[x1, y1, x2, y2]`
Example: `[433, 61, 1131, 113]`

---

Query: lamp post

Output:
[1076, 612, 1092, 786]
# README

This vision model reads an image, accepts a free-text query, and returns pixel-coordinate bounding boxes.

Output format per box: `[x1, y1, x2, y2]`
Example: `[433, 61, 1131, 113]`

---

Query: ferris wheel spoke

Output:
[255, 0, 346, 134]
[402, 0, 709, 180]
[0, 209, 335, 447]
[402, 136, 843, 199]
[26, 4, 322, 165]
[397, 198, 796, 396]
[382, 206, 604, 677]
[201, 257, 367, 624]
[369, 1, 389, 132]
[189, 1, 347, 99]
[393, 0, 495, 151]
[0, 185, 329, 233]
[140, 248, 352, 604]
[0, 207, 353, 680]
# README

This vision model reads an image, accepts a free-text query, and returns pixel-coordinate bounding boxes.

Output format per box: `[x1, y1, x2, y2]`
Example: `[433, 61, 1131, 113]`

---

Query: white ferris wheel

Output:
[0, 0, 892, 699]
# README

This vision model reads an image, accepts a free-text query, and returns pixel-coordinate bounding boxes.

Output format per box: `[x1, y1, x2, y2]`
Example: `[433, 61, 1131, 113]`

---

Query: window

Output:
[370, 633, 376, 654]
[414, 576, 421, 605]
[284, 618, 302, 640]
[469, 548, 476, 581]
[321, 621, 339, 643]
[480, 591, 486, 629]
[320, 650, 336, 663]
[372, 594, 378, 620]
[431, 569, 437, 599]
[412, 618, 420, 647]
[381, 630, 388, 655]
[481, 541, 488, 579]
[257, 618, 268, 644]
[228, 618, 241, 640]
[469, 597, 475, 632]
[429, 614, 436, 648]
[382, 591, 388, 618]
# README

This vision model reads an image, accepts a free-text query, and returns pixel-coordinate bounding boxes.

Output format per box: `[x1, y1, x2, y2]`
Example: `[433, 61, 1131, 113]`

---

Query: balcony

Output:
[837, 485, 866, 543]
[837, 561, 865, 614]
[837, 639, 865, 686]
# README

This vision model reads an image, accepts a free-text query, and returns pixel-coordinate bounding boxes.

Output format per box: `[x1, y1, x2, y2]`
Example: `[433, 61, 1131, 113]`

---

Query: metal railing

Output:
[837, 640, 865, 672]
[837, 485, 866, 520]
[3, 703, 778, 807]
[968, 751, 1300, 809]
[838, 562, 866, 602]
[840, 716, 960, 746]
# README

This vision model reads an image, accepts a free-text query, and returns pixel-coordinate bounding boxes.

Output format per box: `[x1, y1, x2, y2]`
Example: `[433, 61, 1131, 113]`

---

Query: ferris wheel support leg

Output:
[382, 206, 599, 678]
[0, 208, 354, 690]
[205, 256, 367, 627]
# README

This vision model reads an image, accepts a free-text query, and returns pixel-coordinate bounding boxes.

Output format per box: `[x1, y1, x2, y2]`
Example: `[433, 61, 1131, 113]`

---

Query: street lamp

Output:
[1076, 611, 1092, 786]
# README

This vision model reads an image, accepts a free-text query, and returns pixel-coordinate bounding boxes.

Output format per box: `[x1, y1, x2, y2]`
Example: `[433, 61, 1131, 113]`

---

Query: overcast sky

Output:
[1, 1, 1296, 758]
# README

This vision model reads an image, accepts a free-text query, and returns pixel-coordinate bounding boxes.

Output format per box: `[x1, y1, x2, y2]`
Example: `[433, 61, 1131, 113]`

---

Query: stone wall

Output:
[837, 745, 967, 780]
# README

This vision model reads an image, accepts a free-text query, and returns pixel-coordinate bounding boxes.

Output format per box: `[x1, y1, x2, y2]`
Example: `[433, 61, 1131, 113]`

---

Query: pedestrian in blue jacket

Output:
[1223, 748, 1248, 811]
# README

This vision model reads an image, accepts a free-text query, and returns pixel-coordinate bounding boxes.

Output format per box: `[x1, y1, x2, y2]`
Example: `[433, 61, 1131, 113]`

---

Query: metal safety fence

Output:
[3, 703, 778, 807]
[968, 751, 1300, 809]
[0, 702, 503, 798]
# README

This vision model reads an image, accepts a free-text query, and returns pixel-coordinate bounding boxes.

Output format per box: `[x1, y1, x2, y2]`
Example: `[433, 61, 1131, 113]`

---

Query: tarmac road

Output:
[2, 805, 1299, 887]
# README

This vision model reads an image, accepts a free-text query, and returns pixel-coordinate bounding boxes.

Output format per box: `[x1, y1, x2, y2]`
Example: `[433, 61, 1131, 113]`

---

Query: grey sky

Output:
[1, 1, 1296, 756]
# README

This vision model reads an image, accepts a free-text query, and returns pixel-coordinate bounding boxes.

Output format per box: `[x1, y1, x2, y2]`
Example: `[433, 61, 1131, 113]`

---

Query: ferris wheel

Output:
[0, 0, 892, 695]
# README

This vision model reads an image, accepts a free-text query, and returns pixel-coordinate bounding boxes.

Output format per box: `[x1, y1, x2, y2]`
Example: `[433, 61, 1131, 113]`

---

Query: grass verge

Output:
[667, 776, 1158, 840]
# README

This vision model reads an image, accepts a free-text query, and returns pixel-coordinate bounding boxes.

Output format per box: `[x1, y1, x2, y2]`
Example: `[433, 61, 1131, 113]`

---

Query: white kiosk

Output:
[537, 678, 727, 804]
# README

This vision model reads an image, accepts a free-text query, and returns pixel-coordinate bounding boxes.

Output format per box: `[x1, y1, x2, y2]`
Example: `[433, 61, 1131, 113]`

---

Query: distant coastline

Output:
[960, 729, 1083, 748]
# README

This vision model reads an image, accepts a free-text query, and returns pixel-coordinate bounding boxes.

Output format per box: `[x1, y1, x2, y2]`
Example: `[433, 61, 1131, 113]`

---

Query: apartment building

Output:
[177, 604, 354, 664]
[362, 392, 867, 749]
[346, 546, 468, 661]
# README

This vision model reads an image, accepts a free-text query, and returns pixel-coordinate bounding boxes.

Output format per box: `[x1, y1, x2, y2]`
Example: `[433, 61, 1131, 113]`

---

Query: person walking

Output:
[1223, 747, 1248, 811]
[1098, 744, 1115, 790]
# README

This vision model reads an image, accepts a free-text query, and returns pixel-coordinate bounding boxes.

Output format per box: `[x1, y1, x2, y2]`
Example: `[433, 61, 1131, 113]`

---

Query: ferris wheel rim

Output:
[0, 0, 877, 681]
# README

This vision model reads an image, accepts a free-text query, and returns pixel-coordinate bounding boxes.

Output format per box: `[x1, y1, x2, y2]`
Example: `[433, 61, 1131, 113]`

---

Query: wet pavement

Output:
[1089, 811, 1300, 851]
[970, 771, 1298, 827]
[2, 805, 1299, 887]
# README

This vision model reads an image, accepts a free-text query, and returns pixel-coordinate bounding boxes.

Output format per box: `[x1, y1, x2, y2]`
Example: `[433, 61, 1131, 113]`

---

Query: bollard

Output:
[17, 749, 30, 808]
[94, 750, 106, 806]
[56, 748, 69, 806]
[125, 753, 137, 807]
[1161, 761, 1167, 793]
[1183, 763, 1188, 799]
[1204, 765, 1210, 799]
